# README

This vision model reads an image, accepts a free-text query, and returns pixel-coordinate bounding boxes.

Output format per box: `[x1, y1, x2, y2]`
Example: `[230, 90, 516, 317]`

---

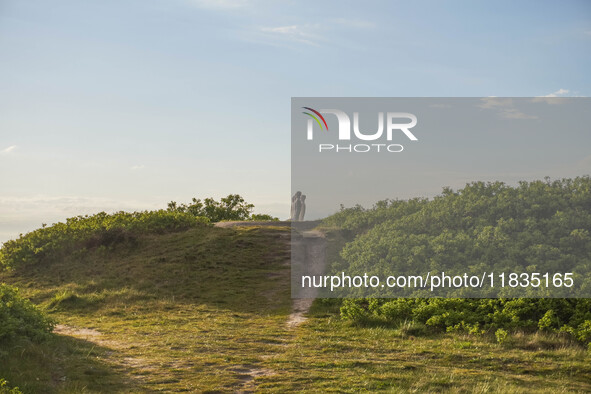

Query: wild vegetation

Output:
[0, 194, 276, 271]
[0, 210, 208, 271]
[167, 193, 278, 222]
[0, 185, 589, 391]
[0, 378, 22, 394]
[0, 284, 51, 393]
[1, 224, 589, 392]
[0, 284, 54, 343]
[321, 177, 591, 346]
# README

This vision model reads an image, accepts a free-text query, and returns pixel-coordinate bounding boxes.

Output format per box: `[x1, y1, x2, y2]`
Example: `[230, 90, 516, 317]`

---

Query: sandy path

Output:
[287, 229, 327, 328]
[53, 324, 156, 381]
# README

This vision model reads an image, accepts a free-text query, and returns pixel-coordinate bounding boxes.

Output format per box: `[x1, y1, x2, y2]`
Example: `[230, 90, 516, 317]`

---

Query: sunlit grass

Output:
[1, 226, 589, 392]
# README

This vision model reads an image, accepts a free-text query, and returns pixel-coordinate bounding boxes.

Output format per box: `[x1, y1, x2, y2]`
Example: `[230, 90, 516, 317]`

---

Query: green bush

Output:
[168, 194, 254, 222]
[168, 194, 279, 222]
[0, 284, 54, 342]
[330, 177, 591, 298]
[0, 210, 209, 270]
[495, 328, 508, 344]
[332, 177, 591, 344]
[339, 297, 591, 344]
[0, 379, 22, 394]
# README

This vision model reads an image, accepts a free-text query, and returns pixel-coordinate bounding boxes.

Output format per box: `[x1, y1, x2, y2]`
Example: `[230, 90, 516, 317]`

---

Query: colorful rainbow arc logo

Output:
[302, 107, 329, 131]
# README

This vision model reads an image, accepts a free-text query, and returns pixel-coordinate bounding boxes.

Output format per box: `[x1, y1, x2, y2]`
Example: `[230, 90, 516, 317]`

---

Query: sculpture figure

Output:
[291, 191, 302, 221]
[298, 195, 306, 221]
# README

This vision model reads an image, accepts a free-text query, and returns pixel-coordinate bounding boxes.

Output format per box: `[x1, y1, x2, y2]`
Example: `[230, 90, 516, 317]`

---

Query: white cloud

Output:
[541, 88, 569, 97]
[243, 15, 376, 48]
[1, 145, 17, 154]
[477, 98, 537, 119]
[130, 165, 145, 170]
[477, 97, 514, 109]
[259, 25, 321, 46]
[0, 195, 158, 215]
[531, 88, 584, 104]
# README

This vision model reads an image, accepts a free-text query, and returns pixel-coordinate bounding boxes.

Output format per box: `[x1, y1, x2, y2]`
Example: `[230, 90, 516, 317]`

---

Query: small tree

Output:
[168, 194, 255, 222]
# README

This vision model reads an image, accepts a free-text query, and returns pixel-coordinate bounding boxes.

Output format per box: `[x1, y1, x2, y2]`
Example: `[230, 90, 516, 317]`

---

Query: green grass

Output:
[262, 302, 591, 392]
[1, 225, 590, 392]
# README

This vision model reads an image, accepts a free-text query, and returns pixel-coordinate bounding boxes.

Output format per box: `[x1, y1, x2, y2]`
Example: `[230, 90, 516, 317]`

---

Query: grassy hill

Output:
[1, 223, 590, 392]
[1, 225, 292, 392]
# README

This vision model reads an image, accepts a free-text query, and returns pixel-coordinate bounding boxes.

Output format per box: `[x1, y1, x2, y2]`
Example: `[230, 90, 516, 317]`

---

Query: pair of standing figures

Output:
[290, 191, 306, 221]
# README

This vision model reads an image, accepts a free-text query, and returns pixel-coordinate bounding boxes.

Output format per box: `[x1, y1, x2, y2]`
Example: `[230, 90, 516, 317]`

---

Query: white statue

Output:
[298, 195, 306, 221]
[290, 191, 302, 220]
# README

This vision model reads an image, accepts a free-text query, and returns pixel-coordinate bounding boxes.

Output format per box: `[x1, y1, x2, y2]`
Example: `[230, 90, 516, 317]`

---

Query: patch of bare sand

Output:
[286, 230, 327, 328]
[287, 298, 315, 328]
[54, 324, 157, 378]
[230, 365, 276, 393]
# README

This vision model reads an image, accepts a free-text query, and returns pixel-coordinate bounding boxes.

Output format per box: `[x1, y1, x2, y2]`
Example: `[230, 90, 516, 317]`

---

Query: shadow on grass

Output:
[0, 334, 140, 393]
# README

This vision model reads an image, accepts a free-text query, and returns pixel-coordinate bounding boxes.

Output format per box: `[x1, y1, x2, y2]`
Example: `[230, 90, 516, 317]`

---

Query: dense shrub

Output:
[327, 177, 591, 344]
[0, 284, 54, 342]
[340, 298, 591, 344]
[168, 194, 278, 222]
[0, 379, 22, 394]
[168, 194, 254, 222]
[0, 210, 209, 270]
[330, 177, 591, 298]
[322, 198, 429, 235]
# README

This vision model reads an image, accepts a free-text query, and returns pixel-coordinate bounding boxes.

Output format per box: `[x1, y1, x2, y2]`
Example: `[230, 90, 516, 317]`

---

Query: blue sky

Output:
[1, 0, 590, 241]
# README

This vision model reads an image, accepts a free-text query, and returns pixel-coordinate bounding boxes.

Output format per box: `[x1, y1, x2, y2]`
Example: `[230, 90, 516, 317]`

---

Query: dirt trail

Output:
[54, 324, 156, 380]
[230, 365, 276, 393]
[213, 221, 328, 392]
[287, 229, 327, 328]
[229, 227, 327, 390]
